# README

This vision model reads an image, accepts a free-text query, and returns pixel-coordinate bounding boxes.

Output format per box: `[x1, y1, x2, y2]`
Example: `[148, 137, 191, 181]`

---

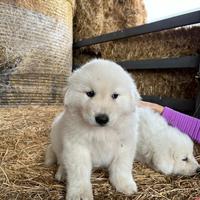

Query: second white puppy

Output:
[45, 59, 140, 200]
[136, 107, 200, 176]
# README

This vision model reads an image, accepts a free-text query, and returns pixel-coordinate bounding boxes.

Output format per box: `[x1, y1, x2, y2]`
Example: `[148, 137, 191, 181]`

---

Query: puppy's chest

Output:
[89, 131, 120, 168]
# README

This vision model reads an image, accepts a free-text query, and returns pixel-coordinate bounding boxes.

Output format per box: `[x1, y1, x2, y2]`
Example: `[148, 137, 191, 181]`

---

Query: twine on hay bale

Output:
[0, 106, 200, 199]
[0, 0, 73, 106]
[0, 0, 75, 23]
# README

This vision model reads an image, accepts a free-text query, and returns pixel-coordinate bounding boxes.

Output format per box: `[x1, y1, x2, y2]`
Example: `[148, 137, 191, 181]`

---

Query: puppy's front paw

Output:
[55, 165, 65, 182]
[66, 185, 93, 200]
[111, 176, 137, 195]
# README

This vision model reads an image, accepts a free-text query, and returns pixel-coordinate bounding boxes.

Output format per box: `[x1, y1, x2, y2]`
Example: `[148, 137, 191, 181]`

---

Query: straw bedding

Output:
[0, 106, 200, 200]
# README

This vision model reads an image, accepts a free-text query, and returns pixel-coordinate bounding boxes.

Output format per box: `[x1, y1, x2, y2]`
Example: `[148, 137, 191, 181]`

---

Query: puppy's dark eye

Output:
[112, 93, 119, 99]
[86, 90, 95, 98]
[182, 157, 188, 162]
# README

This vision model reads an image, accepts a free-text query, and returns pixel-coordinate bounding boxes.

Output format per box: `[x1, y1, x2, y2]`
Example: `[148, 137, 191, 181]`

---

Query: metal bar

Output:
[194, 90, 200, 118]
[73, 55, 200, 71]
[142, 95, 195, 114]
[194, 64, 200, 118]
[119, 55, 199, 70]
[73, 11, 200, 49]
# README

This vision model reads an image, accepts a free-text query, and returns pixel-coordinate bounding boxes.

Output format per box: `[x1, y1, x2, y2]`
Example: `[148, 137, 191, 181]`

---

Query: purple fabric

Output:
[162, 107, 200, 143]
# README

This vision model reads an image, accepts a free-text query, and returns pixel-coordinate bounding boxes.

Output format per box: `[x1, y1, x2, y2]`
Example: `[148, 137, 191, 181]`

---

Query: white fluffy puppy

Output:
[45, 59, 140, 200]
[136, 107, 200, 176]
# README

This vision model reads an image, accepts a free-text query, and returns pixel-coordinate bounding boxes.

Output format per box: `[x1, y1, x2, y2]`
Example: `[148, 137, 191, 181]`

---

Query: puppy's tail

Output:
[44, 144, 57, 166]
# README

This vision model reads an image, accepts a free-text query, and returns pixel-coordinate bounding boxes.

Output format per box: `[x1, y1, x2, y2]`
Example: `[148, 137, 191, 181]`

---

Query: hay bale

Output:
[0, 106, 200, 199]
[74, 27, 200, 98]
[0, 0, 73, 106]
[131, 69, 197, 99]
[99, 27, 200, 61]
[73, 0, 147, 52]
[0, 0, 75, 23]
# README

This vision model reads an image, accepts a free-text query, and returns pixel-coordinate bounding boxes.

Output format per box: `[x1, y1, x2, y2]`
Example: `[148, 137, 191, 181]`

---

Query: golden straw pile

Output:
[0, 106, 200, 200]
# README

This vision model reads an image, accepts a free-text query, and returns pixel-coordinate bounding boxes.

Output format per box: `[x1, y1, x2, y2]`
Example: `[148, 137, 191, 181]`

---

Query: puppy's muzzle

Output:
[95, 114, 109, 126]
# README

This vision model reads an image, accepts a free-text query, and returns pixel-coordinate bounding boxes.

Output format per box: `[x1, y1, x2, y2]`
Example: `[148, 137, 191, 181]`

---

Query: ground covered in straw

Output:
[0, 106, 200, 200]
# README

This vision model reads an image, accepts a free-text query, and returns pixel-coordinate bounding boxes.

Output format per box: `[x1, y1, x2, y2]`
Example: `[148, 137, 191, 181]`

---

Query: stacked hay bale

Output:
[73, 0, 146, 53]
[100, 27, 200, 99]
[0, 0, 74, 106]
[73, 0, 200, 99]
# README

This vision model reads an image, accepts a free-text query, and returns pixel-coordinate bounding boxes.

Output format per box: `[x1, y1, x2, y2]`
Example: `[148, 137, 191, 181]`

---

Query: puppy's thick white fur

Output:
[136, 107, 199, 176]
[45, 59, 140, 200]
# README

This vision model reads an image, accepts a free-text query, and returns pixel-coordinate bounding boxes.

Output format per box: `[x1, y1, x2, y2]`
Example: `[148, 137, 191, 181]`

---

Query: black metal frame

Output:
[73, 11, 200, 116]
[194, 64, 200, 118]
[73, 55, 199, 71]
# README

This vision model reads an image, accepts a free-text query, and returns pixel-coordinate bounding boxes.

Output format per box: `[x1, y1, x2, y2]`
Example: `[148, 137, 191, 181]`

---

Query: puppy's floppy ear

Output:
[131, 86, 141, 102]
[63, 86, 69, 106]
[130, 80, 141, 103]
[63, 74, 74, 107]
[153, 149, 175, 175]
[126, 79, 141, 112]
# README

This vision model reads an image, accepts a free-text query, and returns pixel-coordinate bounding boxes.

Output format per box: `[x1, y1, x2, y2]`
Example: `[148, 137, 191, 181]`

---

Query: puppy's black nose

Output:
[95, 114, 109, 126]
[196, 167, 200, 174]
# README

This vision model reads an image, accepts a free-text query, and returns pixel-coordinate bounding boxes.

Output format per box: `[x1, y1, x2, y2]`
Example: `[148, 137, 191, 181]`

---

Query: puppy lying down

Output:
[136, 107, 200, 176]
[45, 59, 140, 199]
